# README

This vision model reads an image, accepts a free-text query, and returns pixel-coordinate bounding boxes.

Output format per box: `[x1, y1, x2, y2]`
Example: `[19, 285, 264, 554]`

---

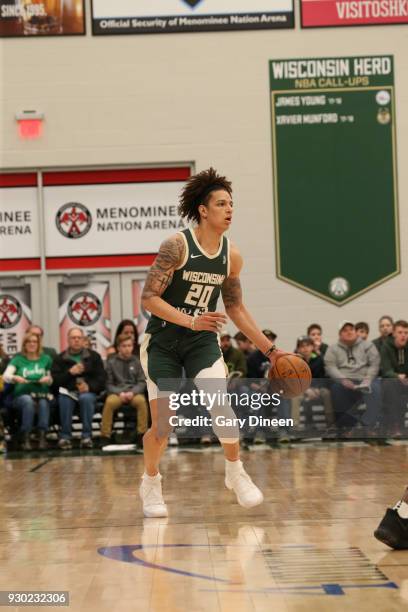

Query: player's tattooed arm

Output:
[223, 243, 278, 357]
[221, 275, 243, 310]
[142, 234, 185, 301]
[222, 244, 243, 313]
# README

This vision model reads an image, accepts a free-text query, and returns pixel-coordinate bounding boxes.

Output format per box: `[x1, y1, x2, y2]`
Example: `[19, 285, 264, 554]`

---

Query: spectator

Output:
[114, 319, 140, 356]
[380, 320, 408, 437]
[26, 325, 57, 361]
[100, 334, 148, 446]
[234, 332, 255, 357]
[220, 332, 247, 377]
[3, 333, 52, 451]
[355, 322, 370, 341]
[373, 315, 394, 352]
[307, 324, 328, 357]
[247, 330, 277, 378]
[51, 327, 106, 450]
[105, 345, 117, 361]
[83, 335, 93, 350]
[0, 343, 10, 453]
[324, 321, 381, 433]
[0, 343, 9, 374]
[291, 336, 334, 432]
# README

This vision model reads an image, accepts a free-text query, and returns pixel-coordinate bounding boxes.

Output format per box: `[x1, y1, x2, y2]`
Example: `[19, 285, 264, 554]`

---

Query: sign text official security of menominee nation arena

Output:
[91, 0, 294, 34]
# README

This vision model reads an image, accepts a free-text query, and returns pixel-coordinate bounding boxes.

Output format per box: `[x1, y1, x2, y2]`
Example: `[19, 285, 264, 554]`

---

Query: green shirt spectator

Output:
[4, 352, 52, 397]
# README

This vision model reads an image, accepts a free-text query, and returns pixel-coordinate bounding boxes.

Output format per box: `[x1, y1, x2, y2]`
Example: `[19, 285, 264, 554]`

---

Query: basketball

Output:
[268, 354, 312, 399]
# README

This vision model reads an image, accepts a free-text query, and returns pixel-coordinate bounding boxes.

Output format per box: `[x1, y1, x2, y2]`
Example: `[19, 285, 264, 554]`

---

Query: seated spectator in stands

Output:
[247, 330, 276, 379]
[0, 343, 10, 374]
[114, 319, 140, 356]
[105, 345, 116, 360]
[324, 321, 381, 433]
[234, 332, 255, 358]
[26, 325, 57, 361]
[307, 324, 328, 357]
[83, 335, 93, 350]
[52, 327, 106, 450]
[0, 343, 10, 453]
[373, 315, 394, 352]
[3, 333, 52, 451]
[100, 334, 148, 447]
[355, 322, 370, 341]
[220, 332, 247, 377]
[380, 320, 408, 437]
[291, 336, 333, 431]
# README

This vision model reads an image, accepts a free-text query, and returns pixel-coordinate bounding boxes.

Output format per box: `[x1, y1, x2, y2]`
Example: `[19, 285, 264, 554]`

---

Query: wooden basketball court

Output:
[1, 443, 408, 611]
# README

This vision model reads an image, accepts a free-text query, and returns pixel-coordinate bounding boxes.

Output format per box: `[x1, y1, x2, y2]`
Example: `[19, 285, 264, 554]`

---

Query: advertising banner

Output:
[92, 0, 294, 35]
[0, 286, 32, 355]
[45, 182, 186, 258]
[0, 0, 85, 37]
[301, 0, 408, 27]
[270, 55, 399, 305]
[43, 167, 190, 270]
[0, 173, 40, 271]
[0, 188, 39, 260]
[58, 281, 111, 358]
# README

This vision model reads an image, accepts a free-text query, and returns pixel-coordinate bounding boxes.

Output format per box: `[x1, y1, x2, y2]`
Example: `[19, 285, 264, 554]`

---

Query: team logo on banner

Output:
[329, 278, 350, 298]
[68, 292, 102, 327]
[56, 202, 92, 239]
[377, 108, 391, 125]
[0, 295, 22, 329]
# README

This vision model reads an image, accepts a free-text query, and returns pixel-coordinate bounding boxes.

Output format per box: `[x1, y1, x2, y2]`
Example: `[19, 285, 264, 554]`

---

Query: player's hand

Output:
[193, 312, 227, 332]
[268, 349, 296, 366]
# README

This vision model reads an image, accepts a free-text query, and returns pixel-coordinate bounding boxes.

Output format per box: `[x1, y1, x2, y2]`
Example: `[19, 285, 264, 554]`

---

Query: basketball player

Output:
[139, 168, 287, 517]
[375, 488, 408, 549]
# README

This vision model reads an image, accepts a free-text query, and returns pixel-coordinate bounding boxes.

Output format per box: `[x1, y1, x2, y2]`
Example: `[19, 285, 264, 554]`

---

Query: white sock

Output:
[143, 472, 161, 482]
[393, 500, 408, 519]
[225, 459, 243, 474]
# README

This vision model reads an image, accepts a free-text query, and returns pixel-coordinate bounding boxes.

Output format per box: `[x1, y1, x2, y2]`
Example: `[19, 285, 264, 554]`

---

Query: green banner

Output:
[270, 55, 400, 305]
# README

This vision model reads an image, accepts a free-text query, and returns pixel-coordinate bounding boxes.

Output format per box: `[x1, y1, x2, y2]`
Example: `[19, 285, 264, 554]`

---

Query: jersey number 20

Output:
[185, 284, 215, 309]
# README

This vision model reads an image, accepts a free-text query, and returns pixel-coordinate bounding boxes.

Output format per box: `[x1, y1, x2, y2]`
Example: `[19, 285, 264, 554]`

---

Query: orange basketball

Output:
[268, 354, 312, 399]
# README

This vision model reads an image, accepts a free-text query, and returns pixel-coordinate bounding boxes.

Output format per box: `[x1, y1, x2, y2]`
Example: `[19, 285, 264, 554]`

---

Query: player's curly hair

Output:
[178, 167, 232, 224]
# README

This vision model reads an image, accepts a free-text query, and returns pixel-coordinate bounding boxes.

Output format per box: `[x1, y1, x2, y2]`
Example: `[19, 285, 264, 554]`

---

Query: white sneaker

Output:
[140, 473, 168, 518]
[225, 464, 264, 509]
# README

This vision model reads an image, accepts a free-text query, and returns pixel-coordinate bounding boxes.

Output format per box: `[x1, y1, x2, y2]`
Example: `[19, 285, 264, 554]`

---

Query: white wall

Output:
[1, 1, 408, 350]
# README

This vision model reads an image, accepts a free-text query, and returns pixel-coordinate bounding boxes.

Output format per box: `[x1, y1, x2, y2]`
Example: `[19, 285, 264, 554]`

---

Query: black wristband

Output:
[264, 345, 276, 358]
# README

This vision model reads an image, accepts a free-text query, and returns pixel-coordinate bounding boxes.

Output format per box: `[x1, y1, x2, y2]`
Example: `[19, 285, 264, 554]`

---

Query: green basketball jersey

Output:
[146, 227, 230, 335]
